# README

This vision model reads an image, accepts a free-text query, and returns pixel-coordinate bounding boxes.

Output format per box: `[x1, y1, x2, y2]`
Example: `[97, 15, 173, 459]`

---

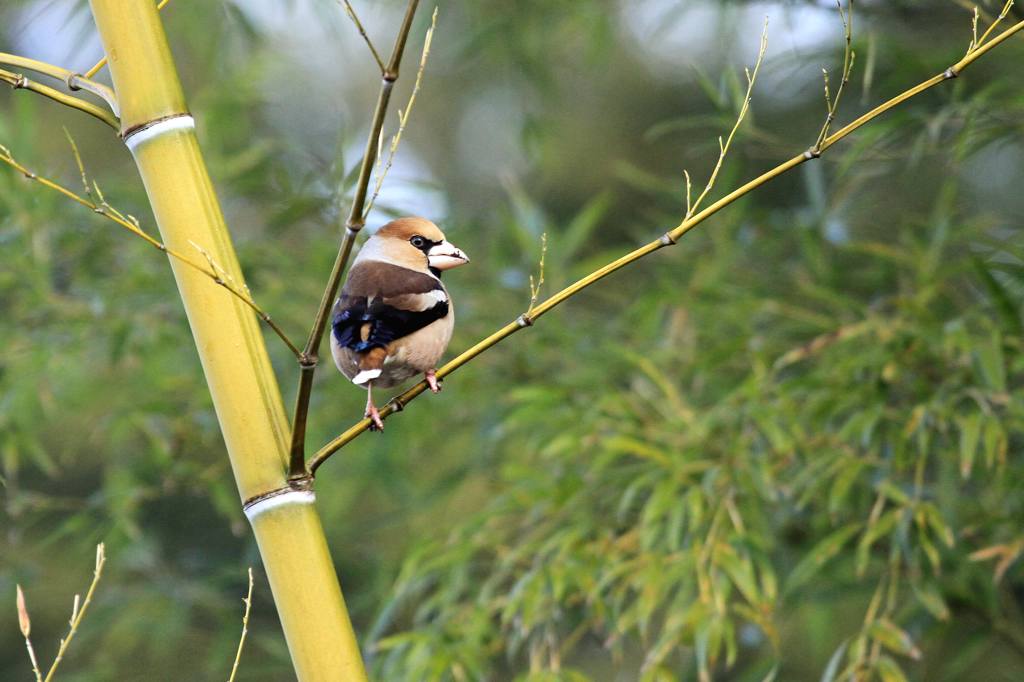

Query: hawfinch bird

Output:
[330, 217, 469, 430]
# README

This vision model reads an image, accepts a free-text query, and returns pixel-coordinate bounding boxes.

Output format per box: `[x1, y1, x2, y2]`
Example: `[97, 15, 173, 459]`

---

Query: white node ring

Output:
[124, 115, 195, 153]
[243, 490, 316, 521]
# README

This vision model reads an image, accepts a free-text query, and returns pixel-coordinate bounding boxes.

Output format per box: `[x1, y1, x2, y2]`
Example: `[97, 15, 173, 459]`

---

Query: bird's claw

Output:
[426, 369, 442, 394]
[365, 405, 385, 432]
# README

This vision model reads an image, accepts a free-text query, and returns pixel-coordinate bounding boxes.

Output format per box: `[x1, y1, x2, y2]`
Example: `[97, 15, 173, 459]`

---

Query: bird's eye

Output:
[410, 236, 426, 249]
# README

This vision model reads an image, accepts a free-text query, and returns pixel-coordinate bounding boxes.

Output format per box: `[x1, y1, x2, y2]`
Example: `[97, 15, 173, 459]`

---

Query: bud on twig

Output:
[16, 585, 31, 638]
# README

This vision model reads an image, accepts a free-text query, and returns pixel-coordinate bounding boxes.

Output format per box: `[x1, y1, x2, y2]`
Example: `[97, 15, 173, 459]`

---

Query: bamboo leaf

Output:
[973, 330, 1006, 393]
[856, 510, 900, 576]
[787, 524, 862, 592]
[868, 619, 922, 660]
[958, 413, 982, 479]
[876, 655, 910, 682]
[911, 581, 950, 621]
[819, 638, 849, 682]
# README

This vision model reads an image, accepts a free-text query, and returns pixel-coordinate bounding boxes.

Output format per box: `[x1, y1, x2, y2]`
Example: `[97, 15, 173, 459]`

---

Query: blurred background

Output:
[2, 0, 1023, 679]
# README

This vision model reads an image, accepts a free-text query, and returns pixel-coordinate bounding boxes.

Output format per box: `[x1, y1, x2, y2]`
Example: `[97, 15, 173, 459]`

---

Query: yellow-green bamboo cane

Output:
[87, 1, 367, 679]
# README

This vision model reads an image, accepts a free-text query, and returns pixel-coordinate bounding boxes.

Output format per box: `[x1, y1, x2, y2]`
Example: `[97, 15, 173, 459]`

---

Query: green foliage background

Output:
[2, 0, 1023, 680]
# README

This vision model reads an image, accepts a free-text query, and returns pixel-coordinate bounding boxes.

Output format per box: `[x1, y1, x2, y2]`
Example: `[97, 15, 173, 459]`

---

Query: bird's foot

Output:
[365, 403, 385, 431]
[425, 369, 442, 394]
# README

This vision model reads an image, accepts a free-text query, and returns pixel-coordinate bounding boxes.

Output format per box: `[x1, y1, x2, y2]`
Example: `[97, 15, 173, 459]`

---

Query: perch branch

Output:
[0, 141, 301, 358]
[307, 15, 1024, 473]
[285, 0, 422, 480]
[0, 67, 118, 130]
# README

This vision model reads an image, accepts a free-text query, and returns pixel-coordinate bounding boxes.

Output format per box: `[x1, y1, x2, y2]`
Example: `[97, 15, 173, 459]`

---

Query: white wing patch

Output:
[425, 289, 448, 304]
[352, 368, 383, 385]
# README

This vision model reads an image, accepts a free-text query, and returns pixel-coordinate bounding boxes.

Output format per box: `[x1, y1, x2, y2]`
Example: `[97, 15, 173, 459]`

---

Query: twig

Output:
[0, 67, 118, 130]
[306, 16, 1024, 474]
[226, 568, 254, 682]
[285, 0, 422, 480]
[967, 0, 1014, 55]
[527, 233, 548, 315]
[339, 0, 386, 72]
[814, 1, 856, 152]
[0, 52, 118, 115]
[0, 142, 301, 358]
[685, 18, 768, 219]
[14, 544, 107, 682]
[82, 0, 174, 79]
[16, 585, 43, 682]
[363, 6, 438, 218]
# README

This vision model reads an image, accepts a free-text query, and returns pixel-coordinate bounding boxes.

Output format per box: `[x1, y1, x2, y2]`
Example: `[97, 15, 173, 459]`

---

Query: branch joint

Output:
[516, 314, 534, 328]
[944, 66, 960, 79]
[804, 148, 822, 160]
[659, 232, 677, 246]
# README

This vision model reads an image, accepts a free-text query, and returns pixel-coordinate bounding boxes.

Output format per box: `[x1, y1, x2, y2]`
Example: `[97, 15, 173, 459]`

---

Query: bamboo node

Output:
[383, 70, 399, 83]
[242, 480, 316, 518]
[659, 232, 677, 246]
[122, 113, 194, 148]
[516, 314, 534, 328]
[65, 74, 82, 91]
[804, 148, 822, 160]
[286, 474, 314, 489]
[944, 67, 959, 79]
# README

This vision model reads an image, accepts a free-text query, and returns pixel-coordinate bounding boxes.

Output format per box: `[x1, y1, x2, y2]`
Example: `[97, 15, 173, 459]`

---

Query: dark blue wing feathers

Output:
[332, 296, 449, 353]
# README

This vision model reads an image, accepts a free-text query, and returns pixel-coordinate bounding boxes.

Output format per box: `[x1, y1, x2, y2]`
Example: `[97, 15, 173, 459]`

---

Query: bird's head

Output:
[369, 217, 470, 275]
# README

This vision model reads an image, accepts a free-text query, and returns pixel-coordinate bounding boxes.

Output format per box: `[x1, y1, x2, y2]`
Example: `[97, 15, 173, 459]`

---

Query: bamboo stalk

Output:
[308, 17, 1024, 473]
[86, 1, 367, 679]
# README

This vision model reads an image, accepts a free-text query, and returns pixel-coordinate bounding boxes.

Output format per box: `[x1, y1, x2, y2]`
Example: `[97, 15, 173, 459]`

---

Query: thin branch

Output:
[227, 568, 254, 682]
[814, 1, 856, 151]
[527, 233, 548, 316]
[363, 6, 438, 218]
[0, 142, 301, 358]
[306, 16, 1024, 474]
[0, 52, 118, 114]
[968, 0, 1014, 55]
[685, 18, 768, 219]
[82, 0, 174, 79]
[31, 544, 107, 682]
[339, 0, 386, 72]
[285, 0, 422, 480]
[0, 68, 118, 130]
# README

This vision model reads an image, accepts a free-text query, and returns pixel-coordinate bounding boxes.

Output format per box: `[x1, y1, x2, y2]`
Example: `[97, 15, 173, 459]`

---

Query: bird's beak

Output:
[427, 240, 470, 271]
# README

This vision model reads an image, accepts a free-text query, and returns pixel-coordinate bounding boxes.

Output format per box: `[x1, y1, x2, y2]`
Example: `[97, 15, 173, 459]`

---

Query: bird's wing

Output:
[332, 261, 449, 353]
